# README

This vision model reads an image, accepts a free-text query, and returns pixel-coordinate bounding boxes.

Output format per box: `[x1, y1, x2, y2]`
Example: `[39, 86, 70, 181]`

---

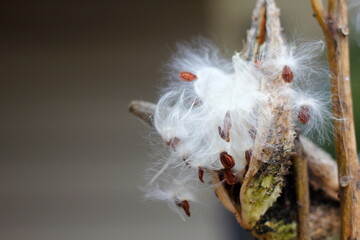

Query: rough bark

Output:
[310, 0, 360, 239]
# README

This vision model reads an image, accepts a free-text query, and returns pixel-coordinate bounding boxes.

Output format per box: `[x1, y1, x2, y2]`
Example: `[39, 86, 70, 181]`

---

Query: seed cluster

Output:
[143, 40, 331, 219]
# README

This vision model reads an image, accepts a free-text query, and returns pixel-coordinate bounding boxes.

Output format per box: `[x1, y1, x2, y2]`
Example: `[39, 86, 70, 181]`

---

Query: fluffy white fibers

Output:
[144, 38, 331, 218]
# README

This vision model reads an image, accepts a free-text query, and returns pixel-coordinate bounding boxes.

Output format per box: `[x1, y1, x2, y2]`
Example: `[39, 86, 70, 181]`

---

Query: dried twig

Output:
[128, 100, 156, 126]
[294, 139, 310, 240]
[310, 0, 360, 239]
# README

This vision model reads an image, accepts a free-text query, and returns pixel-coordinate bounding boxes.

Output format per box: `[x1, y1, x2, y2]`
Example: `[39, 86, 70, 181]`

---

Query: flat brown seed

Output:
[166, 137, 180, 151]
[193, 98, 203, 106]
[179, 71, 197, 82]
[223, 112, 232, 142]
[298, 105, 310, 124]
[255, 52, 262, 68]
[249, 129, 257, 140]
[198, 167, 204, 183]
[220, 151, 235, 169]
[218, 112, 232, 142]
[176, 200, 191, 217]
[218, 126, 224, 138]
[282, 65, 294, 83]
[224, 169, 236, 185]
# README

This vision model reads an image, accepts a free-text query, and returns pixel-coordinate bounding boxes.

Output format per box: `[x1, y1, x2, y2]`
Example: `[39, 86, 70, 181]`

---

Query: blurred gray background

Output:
[1, 1, 359, 240]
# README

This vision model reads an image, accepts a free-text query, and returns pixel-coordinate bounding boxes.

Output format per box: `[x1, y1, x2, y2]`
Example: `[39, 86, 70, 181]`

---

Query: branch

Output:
[294, 139, 310, 240]
[128, 100, 155, 126]
[310, 0, 327, 32]
[310, 0, 360, 239]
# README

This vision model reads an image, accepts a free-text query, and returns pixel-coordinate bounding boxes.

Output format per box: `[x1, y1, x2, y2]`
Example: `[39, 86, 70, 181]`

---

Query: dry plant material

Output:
[294, 139, 310, 240]
[128, 0, 345, 239]
[310, 0, 360, 239]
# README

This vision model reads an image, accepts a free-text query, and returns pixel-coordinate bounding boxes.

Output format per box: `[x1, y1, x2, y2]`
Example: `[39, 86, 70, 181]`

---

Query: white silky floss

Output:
[144, 39, 331, 219]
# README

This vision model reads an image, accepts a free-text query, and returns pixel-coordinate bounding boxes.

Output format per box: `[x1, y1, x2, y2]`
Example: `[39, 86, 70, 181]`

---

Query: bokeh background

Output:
[1, 1, 359, 240]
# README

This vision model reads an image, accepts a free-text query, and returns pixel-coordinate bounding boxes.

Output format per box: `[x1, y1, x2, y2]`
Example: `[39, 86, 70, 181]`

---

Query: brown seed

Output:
[249, 128, 256, 140]
[220, 151, 235, 169]
[179, 71, 197, 82]
[245, 150, 252, 164]
[298, 105, 310, 124]
[255, 52, 262, 68]
[198, 167, 204, 183]
[218, 112, 232, 142]
[282, 65, 294, 83]
[224, 169, 236, 185]
[176, 200, 191, 217]
[255, 59, 261, 68]
[193, 98, 203, 106]
[218, 126, 224, 139]
[166, 137, 180, 151]
[223, 112, 231, 142]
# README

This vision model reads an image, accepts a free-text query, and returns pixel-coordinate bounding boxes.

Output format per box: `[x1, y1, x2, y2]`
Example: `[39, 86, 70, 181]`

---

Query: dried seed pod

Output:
[220, 151, 235, 169]
[298, 105, 311, 124]
[198, 167, 204, 183]
[224, 169, 236, 185]
[179, 71, 197, 82]
[176, 200, 191, 217]
[282, 65, 294, 83]
[218, 111, 232, 142]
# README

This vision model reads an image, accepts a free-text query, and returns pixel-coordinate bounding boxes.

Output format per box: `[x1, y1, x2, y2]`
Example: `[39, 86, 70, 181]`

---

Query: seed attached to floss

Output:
[165, 137, 180, 151]
[220, 151, 235, 169]
[193, 98, 203, 107]
[249, 128, 256, 140]
[218, 111, 232, 142]
[298, 105, 311, 124]
[179, 71, 197, 82]
[255, 52, 262, 68]
[224, 169, 236, 185]
[176, 200, 191, 217]
[198, 167, 204, 183]
[282, 65, 294, 83]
